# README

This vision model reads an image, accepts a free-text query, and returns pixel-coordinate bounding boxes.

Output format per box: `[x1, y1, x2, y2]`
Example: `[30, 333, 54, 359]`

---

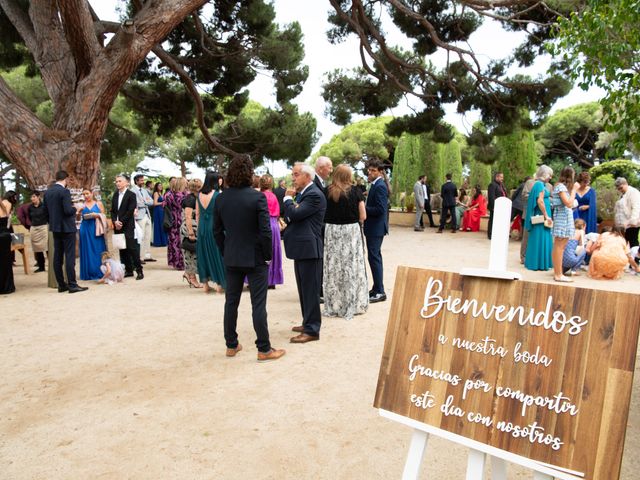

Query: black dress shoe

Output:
[124, 272, 134, 278]
[369, 293, 387, 303]
[145, 258, 157, 262]
[34, 268, 46, 273]
[58, 285, 69, 293]
[68, 285, 88, 293]
[136, 272, 144, 280]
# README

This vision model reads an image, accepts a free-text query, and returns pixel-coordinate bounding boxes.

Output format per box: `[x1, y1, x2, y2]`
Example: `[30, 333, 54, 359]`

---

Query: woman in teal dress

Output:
[79, 188, 107, 280]
[196, 171, 226, 293]
[524, 166, 554, 271]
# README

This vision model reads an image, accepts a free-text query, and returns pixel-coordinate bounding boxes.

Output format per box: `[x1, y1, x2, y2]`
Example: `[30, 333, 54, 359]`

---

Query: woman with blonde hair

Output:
[323, 164, 368, 320]
[181, 177, 203, 287]
[550, 166, 580, 282]
[164, 177, 188, 269]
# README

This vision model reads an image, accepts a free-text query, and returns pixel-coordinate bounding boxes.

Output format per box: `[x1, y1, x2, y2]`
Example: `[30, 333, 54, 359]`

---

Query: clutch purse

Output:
[530, 215, 544, 225]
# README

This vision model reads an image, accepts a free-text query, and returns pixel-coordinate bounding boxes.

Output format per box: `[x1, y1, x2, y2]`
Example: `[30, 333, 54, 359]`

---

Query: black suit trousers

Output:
[294, 258, 322, 337]
[424, 199, 435, 227]
[53, 232, 77, 287]
[119, 236, 142, 274]
[224, 264, 271, 352]
[439, 205, 457, 231]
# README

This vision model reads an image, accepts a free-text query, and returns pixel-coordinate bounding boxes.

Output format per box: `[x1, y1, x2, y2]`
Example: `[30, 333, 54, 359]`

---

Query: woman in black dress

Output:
[0, 193, 16, 294]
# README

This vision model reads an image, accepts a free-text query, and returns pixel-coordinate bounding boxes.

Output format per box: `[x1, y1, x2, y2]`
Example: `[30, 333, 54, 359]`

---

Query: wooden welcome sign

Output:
[374, 267, 640, 479]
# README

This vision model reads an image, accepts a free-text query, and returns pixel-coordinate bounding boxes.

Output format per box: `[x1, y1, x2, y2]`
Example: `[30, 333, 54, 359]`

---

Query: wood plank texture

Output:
[374, 267, 640, 480]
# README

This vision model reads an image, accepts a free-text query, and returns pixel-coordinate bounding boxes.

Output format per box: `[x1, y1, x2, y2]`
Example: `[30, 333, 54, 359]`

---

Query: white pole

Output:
[488, 197, 511, 272]
[402, 430, 429, 480]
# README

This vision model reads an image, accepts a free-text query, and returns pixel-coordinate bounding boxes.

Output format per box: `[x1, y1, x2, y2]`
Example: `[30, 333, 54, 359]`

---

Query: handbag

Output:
[112, 233, 126, 250]
[163, 204, 173, 231]
[530, 215, 544, 225]
[181, 237, 196, 253]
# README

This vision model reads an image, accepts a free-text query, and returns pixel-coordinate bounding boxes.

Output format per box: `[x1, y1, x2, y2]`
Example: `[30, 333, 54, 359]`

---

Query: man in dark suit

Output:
[273, 179, 287, 218]
[313, 156, 332, 195]
[43, 170, 88, 293]
[283, 162, 327, 343]
[214, 156, 285, 362]
[423, 175, 436, 228]
[111, 174, 143, 280]
[437, 173, 458, 233]
[487, 171, 507, 239]
[313, 155, 332, 302]
[363, 160, 389, 303]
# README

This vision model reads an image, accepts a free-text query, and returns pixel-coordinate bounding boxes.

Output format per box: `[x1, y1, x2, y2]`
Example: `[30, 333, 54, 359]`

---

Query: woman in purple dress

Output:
[572, 171, 597, 233]
[259, 175, 284, 288]
[164, 177, 188, 270]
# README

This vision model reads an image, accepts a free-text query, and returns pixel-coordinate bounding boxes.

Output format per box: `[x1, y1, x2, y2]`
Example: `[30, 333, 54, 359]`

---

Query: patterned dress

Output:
[181, 193, 198, 276]
[165, 190, 187, 270]
[323, 188, 368, 320]
[551, 183, 575, 239]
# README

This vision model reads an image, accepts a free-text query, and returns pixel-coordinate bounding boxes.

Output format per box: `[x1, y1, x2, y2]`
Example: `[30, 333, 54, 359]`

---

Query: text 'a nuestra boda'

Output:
[419, 277, 589, 336]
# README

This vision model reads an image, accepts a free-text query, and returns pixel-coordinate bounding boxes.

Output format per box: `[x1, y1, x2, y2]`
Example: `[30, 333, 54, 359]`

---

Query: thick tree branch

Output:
[0, 75, 71, 184]
[152, 45, 238, 157]
[0, 0, 37, 53]
[56, 0, 101, 79]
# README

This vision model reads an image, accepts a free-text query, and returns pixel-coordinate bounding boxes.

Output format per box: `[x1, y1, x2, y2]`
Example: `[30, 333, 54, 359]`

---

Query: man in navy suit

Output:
[363, 160, 389, 303]
[283, 163, 327, 343]
[215, 156, 285, 361]
[437, 173, 458, 233]
[43, 170, 88, 293]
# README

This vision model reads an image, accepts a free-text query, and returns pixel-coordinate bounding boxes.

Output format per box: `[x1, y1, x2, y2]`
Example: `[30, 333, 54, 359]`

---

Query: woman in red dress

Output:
[461, 185, 487, 232]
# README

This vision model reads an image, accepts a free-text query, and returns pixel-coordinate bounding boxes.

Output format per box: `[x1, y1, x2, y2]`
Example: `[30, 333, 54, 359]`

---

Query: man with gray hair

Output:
[614, 177, 640, 247]
[314, 156, 333, 195]
[282, 162, 327, 343]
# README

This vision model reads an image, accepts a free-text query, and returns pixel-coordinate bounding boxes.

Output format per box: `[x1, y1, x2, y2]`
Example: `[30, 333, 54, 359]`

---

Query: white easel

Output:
[383, 197, 580, 480]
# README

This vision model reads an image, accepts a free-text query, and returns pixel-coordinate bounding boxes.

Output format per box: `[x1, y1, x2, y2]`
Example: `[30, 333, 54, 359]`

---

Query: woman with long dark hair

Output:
[197, 171, 226, 293]
[460, 185, 487, 232]
[152, 182, 168, 247]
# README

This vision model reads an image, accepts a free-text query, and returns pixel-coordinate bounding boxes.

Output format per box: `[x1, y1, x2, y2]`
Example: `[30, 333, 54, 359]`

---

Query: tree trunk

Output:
[0, 0, 209, 190]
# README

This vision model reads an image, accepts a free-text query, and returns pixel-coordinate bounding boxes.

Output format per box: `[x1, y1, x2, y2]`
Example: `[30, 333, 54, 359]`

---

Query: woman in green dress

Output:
[524, 165, 554, 271]
[196, 171, 226, 293]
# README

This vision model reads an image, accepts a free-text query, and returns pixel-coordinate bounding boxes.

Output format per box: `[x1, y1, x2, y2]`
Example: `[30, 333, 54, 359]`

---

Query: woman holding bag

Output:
[524, 165, 554, 272]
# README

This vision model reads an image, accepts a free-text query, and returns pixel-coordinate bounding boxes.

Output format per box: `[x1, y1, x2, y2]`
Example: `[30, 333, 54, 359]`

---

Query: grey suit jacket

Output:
[413, 181, 425, 207]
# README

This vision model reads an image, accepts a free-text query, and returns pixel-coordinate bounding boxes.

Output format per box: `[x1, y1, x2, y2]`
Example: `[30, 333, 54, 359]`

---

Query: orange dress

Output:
[588, 233, 629, 280]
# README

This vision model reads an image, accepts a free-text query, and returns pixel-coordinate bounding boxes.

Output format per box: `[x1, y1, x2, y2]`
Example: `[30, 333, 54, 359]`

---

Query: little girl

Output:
[562, 219, 587, 275]
[98, 251, 124, 285]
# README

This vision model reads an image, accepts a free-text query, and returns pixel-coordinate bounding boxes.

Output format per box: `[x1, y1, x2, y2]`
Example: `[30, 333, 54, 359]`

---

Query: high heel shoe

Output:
[182, 273, 190, 286]
[189, 274, 202, 288]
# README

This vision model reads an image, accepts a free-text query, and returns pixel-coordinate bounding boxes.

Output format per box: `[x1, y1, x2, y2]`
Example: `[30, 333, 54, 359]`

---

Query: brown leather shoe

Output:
[257, 348, 286, 361]
[226, 344, 243, 357]
[290, 333, 319, 343]
[291, 325, 304, 333]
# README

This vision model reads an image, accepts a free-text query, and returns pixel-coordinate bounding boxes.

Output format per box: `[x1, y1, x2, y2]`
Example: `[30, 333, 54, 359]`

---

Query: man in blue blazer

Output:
[363, 160, 389, 303]
[43, 170, 87, 293]
[283, 163, 327, 343]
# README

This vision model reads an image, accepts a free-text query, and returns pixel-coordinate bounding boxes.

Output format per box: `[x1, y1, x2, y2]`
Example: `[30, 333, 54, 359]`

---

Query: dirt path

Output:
[1, 227, 638, 479]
